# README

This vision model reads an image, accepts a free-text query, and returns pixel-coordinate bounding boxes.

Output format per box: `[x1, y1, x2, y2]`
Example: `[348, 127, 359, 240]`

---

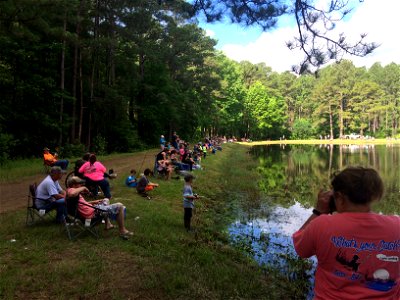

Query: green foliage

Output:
[0, 132, 16, 164]
[0, 0, 399, 159]
[91, 135, 107, 155]
[244, 81, 287, 139]
[62, 142, 86, 159]
[291, 119, 315, 140]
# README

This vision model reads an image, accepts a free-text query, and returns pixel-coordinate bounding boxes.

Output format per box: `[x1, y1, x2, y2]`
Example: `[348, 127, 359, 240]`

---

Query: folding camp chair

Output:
[64, 196, 107, 240]
[26, 183, 55, 225]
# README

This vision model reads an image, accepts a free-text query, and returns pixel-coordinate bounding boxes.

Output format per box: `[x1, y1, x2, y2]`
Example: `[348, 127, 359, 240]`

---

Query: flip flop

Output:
[105, 224, 115, 230]
[120, 231, 133, 237]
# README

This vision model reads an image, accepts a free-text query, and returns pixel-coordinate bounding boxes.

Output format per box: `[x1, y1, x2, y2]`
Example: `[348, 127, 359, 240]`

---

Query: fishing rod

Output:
[138, 148, 151, 175]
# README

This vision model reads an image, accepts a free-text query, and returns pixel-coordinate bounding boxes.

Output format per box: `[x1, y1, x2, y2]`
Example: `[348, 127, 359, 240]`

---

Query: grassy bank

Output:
[0, 144, 299, 299]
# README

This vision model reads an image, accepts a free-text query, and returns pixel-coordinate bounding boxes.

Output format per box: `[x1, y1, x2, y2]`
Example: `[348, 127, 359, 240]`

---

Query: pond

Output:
[228, 144, 400, 299]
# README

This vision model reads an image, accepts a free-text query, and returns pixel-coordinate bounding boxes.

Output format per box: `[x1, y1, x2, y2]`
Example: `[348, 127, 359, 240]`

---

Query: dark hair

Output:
[130, 169, 136, 174]
[144, 168, 152, 176]
[82, 152, 91, 161]
[331, 166, 384, 205]
[184, 174, 195, 182]
[89, 154, 97, 165]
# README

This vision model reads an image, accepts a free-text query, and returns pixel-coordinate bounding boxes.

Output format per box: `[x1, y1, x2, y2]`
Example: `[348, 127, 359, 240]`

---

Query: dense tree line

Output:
[0, 1, 399, 162]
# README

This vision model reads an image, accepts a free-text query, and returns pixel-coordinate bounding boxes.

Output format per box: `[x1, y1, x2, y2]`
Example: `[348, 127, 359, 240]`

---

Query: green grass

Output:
[0, 158, 48, 183]
[0, 144, 301, 299]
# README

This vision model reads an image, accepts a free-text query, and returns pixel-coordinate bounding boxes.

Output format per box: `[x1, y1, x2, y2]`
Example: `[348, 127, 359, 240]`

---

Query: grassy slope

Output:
[0, 144, 297, 300]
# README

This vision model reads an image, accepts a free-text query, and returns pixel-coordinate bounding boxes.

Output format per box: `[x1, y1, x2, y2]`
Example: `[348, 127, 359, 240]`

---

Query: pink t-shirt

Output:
[78, 161, 106, 181]
[179, 148, 185, 160]
[293, 213, 400, 300]
[67, 188, 95, 219]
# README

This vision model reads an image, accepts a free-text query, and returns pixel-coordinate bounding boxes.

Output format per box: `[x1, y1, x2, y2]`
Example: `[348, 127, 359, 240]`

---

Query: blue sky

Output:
[198, 0, 400, 72]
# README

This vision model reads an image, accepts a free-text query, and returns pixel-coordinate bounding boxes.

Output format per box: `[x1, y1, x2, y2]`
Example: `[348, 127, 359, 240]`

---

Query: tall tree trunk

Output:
[385, 109, 388, 134]
[72, 44, 78, 141]
[87, 0, 100, 149]
[329, 105, 334, 139]
[107, 10, 116, 86]
[72, 0, 85, 142]
[59, 12, 67, 145]
[78, 50, 84, 141]
[339, 97, 344, 137]
[137, 52, 146, 137]
[89, 57, 96, 150]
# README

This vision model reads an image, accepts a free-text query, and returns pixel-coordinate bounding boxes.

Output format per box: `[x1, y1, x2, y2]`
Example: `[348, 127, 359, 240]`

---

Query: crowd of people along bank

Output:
[38, 134, 224, 238]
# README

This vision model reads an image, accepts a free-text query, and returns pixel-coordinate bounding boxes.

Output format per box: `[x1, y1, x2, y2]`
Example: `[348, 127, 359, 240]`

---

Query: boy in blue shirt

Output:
[183, 174, 199, 232]
[125, 169, 137, 187]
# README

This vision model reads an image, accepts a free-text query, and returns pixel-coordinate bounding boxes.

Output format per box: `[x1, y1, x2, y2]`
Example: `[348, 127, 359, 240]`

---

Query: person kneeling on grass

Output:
[136, 168, 159, 199]
[67, 176, 133, 239]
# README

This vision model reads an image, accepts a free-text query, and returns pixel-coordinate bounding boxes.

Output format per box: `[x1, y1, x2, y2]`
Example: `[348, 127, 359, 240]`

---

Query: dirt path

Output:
[0, 150, 158, 214]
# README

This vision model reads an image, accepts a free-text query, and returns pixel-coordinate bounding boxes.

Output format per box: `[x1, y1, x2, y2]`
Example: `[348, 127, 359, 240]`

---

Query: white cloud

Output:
[222, 27, 302, 72]
[339, 0, 400, 68]
[220, 0, 400, 72]
[205, 29, 215, 38]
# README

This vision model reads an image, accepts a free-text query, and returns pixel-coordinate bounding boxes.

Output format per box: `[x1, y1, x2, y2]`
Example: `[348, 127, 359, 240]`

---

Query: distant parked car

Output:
[343, 133, 361, 139]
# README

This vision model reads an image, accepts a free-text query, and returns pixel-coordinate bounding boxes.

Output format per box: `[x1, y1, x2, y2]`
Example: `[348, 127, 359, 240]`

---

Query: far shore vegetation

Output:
[241, 138, 400, 146]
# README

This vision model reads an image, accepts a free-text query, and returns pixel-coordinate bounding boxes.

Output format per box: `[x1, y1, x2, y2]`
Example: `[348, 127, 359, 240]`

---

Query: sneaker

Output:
[146, 196, 151, 200]
[109, 173, 117, 179]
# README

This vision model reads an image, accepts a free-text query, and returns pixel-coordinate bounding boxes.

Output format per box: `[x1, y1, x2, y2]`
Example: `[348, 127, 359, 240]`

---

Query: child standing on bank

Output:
[183, 174, 199, 232]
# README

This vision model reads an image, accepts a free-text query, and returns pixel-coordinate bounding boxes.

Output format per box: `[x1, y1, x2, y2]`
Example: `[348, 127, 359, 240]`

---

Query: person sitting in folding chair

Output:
[35, 166, 68, 223]
[43, 147, 69, 170]
[67, 176, 133, 239]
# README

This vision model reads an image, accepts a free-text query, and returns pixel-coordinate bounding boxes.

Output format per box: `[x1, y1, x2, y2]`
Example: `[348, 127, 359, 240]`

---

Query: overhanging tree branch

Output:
[158, 0, 378, 73]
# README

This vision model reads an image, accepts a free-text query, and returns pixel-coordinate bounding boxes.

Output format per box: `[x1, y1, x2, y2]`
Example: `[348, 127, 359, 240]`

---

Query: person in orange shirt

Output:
[43, 147, 69, 170]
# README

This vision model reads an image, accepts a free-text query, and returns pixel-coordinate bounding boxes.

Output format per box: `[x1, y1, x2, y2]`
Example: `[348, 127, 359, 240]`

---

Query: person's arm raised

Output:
[67, 186, 89, 197]
[298, 190, 332, 231]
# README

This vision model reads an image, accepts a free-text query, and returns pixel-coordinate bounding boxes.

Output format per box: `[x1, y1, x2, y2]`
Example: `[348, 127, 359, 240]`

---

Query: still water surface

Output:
[228, 144, 400, 298]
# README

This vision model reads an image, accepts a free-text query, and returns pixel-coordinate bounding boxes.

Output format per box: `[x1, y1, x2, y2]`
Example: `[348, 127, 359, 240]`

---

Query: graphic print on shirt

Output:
[336, 249, 361, 272]
[85, 165, 97, 174]
[331, 236, 399, 292]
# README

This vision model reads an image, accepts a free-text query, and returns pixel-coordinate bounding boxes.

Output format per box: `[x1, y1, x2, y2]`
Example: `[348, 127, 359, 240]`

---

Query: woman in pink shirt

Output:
[67, 176, 132, 239]
[293, 166, 399, 300]
[78, 154, 111, 198]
